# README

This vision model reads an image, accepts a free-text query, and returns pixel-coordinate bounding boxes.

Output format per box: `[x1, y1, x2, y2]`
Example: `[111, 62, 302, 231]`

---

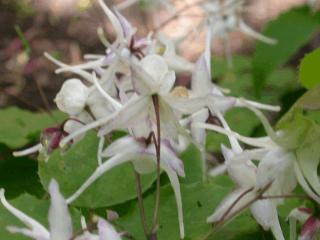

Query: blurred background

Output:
[0, 0, 319, 113]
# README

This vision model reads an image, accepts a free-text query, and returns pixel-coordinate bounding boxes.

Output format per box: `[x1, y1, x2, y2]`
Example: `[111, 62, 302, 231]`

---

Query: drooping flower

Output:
[0, 180, 122, 240]
[66, 135, 186, 239]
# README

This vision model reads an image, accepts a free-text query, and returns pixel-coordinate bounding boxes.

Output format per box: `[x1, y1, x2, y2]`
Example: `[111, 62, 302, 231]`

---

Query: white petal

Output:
[192, 122, 276, 148]
[208, 164, 227, 177]
[164, 95, 208, 115]
[190, 109, 209, 146]
[256, 148, 296, 194]
[207, 188, 256, 223]
[191, 54, 212, 96]
[60, 95, 149, 147]
[238, 20, 277, 45]
[160, 70, 175, 95]
[140, 54, 168, 84]
[160, 141, 185, 177]
[98, 95, 151, 137]
[44, 52, 92, 82]
[98, 218, 122, 240]
[13, 143, 43, 157]
[0, 189, 49, 239]
[98, 0, 124, 43]
[48, 180, 73, 240]
[161, 162, 185, 239]
[294, 161, 320, 203]
[55, 79, 89, 116]
[207, 94, 236, 113]
[66, 152, 141, 204]
[92, 72, 122, 111]
[102, 136, 140, 157]
[222, 145, 257, 188]
[251, 200, 285, 240]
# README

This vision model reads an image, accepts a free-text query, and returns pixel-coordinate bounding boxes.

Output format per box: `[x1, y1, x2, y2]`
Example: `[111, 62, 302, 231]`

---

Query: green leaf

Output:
[0, 194, 81, 240]
[0, 144, 44, 199]
[0, 107, 67, 148]
[252, 6, 320, 94]
[39, 132, 156, 208]
[117, 176, 265, 240]
[180, 145, 203, 184]
[300, 48, 320, 89]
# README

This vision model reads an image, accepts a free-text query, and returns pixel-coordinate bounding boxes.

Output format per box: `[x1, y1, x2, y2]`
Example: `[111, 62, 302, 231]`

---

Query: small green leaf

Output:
[300, 49, 320, 89]
[252, 7, 320, 95]
[39, 132, 156, 208]
[0, 194, 81, 240]
[0, 107, 67, 148]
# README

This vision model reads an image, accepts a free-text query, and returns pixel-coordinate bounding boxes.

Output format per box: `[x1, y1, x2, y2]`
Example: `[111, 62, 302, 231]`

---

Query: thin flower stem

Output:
[133, 166, 150, 239]
[151, 94, 161, 238]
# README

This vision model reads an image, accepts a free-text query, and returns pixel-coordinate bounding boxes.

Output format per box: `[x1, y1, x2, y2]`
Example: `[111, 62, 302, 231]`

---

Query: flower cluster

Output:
[4, 0, 319, 240]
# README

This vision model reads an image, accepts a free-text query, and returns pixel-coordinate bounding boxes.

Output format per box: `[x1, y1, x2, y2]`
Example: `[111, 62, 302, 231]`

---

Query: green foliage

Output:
[0, 107, 66, 149]
[117, 176, 265, 240]
[252, 6, 320, 95]
[299, 48, 320, 89]
[39, 132, 156, 208]
[0, 194, 81, 240]
[0, 144, 44, 199]
[180, 145, 203, 184]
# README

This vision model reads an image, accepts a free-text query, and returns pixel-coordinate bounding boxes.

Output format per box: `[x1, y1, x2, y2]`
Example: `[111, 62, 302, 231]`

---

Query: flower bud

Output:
[55, 79, 89, 116]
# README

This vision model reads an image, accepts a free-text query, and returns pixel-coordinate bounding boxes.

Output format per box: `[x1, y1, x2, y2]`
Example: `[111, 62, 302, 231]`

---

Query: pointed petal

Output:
[60, 95, 149, 147]
[98, 0, 124, 43]
[164, 95, 208, 114]
[67, 153, 140, 204]
[114, 9, 136, 39]
[98, 95, 151, 136]
[48, 180, 73, 240]
[190, 108, 209, 146]
[251, 200, 285, 240]
[102, 136, 141, 157]
[207, 188, 256, 223]
[161, 163, 185, 239]
[192, 122, 276, 148]
[191, 54, 212, 96]
[98, 218, 122, 240]
[238, 20, 277, 45]
[0, 189, 49, 239]
[296, 142, 320, 196]
[161, 140, 185, 177]
[294, 161, 320, 203]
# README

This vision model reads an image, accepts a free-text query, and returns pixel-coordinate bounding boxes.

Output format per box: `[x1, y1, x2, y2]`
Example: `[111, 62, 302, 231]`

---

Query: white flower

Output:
[157, 33, 194, 73]
[0, 180, 122, 240]
[203, 0, 277, 44]
[55, 79, 89, 116]
[66, 135, 185, 239]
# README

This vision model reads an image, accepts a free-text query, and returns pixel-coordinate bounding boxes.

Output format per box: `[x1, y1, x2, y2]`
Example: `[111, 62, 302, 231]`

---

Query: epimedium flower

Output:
[65, 135, 186, 239]
[202, 0, 277, 44]
[59, 53, 191, 148]
[0, 179, 122, 240]
[204, 112, 285, 240]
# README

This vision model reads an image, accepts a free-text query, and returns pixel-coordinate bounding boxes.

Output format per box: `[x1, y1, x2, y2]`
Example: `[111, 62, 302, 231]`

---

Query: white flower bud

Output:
[141, 54, 168, 83]
[55, 79, 89, 116]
